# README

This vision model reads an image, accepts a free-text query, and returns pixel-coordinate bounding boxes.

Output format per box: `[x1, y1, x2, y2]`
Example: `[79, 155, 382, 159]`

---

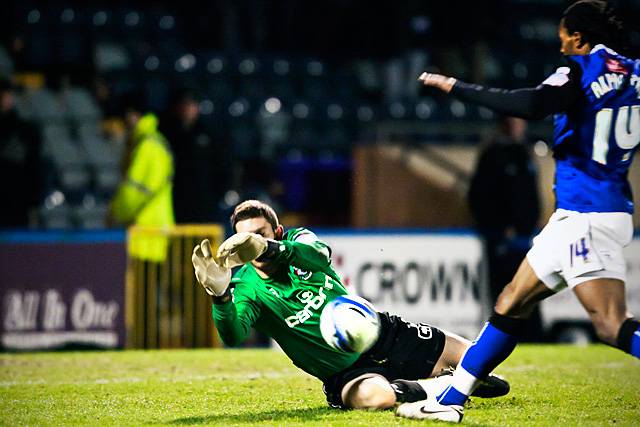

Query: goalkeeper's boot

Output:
[396, 397, 463, 423]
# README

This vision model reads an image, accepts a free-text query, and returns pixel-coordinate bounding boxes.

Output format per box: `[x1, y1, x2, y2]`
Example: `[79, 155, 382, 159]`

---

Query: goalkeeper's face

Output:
[235, 216, 283, 270]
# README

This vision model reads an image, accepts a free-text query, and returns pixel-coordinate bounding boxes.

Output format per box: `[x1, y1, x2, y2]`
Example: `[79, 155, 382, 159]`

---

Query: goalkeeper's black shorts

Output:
[323, 312, 446, 409]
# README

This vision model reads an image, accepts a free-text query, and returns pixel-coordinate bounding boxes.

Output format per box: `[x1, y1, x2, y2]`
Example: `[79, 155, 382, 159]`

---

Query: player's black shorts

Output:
[323, 312, 446, 409]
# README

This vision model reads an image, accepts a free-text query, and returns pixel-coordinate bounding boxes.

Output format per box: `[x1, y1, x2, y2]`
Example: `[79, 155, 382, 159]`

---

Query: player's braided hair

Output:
[562, 0, 630, 54]
[230, 200, 280, 232]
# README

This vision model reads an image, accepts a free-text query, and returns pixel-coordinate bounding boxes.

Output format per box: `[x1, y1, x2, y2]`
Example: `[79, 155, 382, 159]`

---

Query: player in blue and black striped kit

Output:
[402, 0, 640, 422]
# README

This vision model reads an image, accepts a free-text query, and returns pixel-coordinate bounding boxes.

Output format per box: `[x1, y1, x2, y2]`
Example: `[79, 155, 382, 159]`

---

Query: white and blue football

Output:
[319, 294, 380, 353]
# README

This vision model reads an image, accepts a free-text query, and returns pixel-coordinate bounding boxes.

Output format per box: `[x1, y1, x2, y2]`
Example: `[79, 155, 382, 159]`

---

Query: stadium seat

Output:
[63, 87, 102, 123]
[78, 123, 121, 189]
[238, 75, 267, 104]
[385, 100, 410, 120]
[144, 76, 172, 112]
[104, 70, 140, 105]
[331, 70, 361, 103]
[43, 135, 91, 204]
[205, 76, 237, 104]
[204, 55, 235, 103]
[237, 56, 262, 77]
[112, 8, 147, 38]
[57, 169, 91, 205]
[42, 124, 72, 149]
[23, 33, 55, 70]
[266, 75, 296, 102]
[72, 201, 108, 229]
[55, 10, 91, 66]
[0, 46, 14, 78]
[287, 99, 322, 151]
[477, 106, 495, 121]
[266, 58, 291, 78]
[196, 97, 227, 128]
[154, 13, 179, 35]
[94, 42, 131, 73]
[319, 102, 353, 148]
[38, 194, 73, 229]
[297, 59, 335, 103]
[257, 97, 291, 158]
[356, 103, 377, 124]
[93, 166, 120, 200]
[518, 19, 558, 45]
[170, 51, 198, 78]
[21, 6, 55, 68]
[138, 52, 171, 74]
[446, 99, 472, 121]
[227, 97, 258, 160]
[88, 8, 112, 32]
[414, 98, 439, 121]
[22, 88, 64, 123]
[354, 103, 380, 142]
[203, 54, 230, 76]
[261, 57, 296, 100]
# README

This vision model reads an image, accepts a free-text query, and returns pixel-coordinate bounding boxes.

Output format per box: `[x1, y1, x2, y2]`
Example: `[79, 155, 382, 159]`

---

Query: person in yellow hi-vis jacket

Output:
[108, 96, 174, 263]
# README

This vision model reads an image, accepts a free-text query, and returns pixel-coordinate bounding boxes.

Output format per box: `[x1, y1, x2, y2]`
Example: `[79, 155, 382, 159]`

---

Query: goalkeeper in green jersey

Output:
[192, 200, 509, 411]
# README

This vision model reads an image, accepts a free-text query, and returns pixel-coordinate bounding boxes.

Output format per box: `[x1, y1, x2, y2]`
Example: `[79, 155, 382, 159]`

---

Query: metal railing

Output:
[125, 224, 225, 349]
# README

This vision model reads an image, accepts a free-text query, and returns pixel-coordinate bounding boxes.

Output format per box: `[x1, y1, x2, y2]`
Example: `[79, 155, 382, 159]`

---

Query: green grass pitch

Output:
[1, 345, 638, 426]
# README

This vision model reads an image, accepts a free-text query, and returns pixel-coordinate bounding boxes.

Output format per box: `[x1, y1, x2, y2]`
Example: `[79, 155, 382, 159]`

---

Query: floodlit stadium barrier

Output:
[125, 225, 225, 349]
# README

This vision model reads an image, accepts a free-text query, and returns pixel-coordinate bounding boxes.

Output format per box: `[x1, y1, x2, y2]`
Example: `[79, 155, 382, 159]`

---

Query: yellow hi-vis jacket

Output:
[111, 114, 175, 262]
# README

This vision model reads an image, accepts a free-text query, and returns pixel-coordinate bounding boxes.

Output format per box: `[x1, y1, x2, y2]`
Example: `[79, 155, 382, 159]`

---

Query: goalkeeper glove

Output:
[217, 232, 284, 268]
[191, 239, 232, 296]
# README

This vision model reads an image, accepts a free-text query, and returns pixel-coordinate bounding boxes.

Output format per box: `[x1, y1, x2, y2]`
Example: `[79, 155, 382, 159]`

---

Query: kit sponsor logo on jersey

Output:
[605, 58, 628, 75]
[285, 288, 327, 328]
[292, 267, 313, 280]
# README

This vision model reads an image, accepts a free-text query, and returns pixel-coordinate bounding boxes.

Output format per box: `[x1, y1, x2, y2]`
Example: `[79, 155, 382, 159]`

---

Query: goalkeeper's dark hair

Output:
[562, 0, 630, 54]
[230, 200, 279, 232]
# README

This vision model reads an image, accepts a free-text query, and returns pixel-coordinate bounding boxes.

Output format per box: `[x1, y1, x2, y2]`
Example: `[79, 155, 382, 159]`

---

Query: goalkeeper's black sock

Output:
[390, 379, 427, 403]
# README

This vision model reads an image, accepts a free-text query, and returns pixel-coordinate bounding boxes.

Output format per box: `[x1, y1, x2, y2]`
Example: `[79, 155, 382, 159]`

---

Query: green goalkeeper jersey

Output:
[212, 227, 360, 381]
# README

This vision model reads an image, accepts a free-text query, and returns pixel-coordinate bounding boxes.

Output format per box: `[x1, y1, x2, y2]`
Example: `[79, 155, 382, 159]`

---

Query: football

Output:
[319, 294, 381, 353]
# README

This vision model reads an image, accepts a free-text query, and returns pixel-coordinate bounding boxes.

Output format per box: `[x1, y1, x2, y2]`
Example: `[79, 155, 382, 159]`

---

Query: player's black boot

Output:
[390, 369, 510, 405]
[472, 373, 510, 398]
[434, 367, 510, 398]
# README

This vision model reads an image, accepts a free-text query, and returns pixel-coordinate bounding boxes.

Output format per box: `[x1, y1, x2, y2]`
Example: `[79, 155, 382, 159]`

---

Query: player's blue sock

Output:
[437, 313, 525, 406]
[617, 318, 640, 359]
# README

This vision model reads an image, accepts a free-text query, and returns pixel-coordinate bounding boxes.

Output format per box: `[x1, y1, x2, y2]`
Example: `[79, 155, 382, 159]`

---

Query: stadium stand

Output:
[2, 1, 639, 228]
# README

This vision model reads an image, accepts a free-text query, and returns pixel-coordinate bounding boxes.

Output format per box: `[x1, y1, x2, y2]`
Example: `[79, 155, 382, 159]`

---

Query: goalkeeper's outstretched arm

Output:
[264, 230, 336, 277]
[192, 239, 262, 347]
[217, 228, 336, 278]
[212, 289, 261, 347]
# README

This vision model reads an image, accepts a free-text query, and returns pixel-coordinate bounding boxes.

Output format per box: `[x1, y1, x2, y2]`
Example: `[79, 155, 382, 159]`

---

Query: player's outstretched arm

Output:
[272, 229, 334, 275]
[211, 289, 261, 347]
[418, 68, 580, 120]
[192, 239, 260, 346]
[217, 229, 334, 276]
